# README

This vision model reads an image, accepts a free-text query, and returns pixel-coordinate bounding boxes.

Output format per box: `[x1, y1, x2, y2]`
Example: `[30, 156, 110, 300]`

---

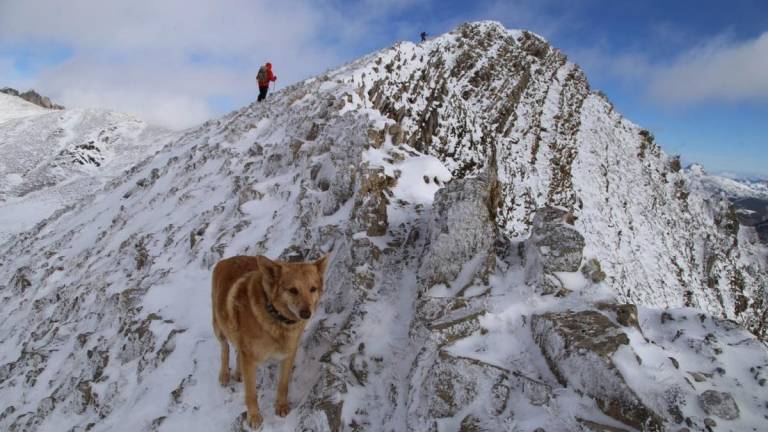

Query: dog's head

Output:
[257, 254, 329, 321]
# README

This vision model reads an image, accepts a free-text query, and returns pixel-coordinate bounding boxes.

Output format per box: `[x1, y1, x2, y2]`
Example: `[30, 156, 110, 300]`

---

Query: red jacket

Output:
[258, 64, 277, 87]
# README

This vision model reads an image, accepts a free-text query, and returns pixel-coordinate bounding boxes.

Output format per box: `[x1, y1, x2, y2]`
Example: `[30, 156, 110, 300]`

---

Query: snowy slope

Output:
[0, 92, 49, 123]
[0, 21, 766, 432]
[0, 94, 177, 243]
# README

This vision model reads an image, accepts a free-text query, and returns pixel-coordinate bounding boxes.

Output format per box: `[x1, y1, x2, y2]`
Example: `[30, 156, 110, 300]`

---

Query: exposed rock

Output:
[1, 87, 64, 109]
[418, 169, 500, 291]
[525, 207, 585, 294]
[351, 167, 394, 236]
[597, 303, 641, 330]
[528, 207, 585, 272]
[532, 311, 662, 431]
[698, 390, 740, 420]
[581, 258, 607, 283]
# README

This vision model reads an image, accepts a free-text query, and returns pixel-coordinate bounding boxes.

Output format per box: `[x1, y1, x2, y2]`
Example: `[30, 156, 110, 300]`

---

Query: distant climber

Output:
[256, 62, 277, 102]
[420, 31, 427, 42]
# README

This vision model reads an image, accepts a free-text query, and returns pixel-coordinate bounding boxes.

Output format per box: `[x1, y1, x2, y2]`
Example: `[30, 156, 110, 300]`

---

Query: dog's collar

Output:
[265, 300, 298, 325]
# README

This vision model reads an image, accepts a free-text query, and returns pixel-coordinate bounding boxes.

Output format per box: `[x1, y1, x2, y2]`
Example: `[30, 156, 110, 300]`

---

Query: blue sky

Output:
[1, 0, 766, 177]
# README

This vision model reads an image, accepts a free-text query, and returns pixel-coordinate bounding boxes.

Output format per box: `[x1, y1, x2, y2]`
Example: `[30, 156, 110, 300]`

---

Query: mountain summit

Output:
[0, 21, 766, 431]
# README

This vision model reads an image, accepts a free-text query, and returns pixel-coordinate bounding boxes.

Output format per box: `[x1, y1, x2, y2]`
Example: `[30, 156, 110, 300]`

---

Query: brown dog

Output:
[211, 254, 328, 428]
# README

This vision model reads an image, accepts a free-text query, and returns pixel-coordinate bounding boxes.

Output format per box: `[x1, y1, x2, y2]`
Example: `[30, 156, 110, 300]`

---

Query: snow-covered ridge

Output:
[0, 92, 49, 123]
[0, 21, 766, 432]
[0, 87, 64, 110]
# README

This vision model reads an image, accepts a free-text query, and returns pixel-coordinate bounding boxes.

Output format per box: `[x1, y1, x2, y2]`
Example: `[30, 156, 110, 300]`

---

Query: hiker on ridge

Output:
[420, 31, 427, 42]
[257, 62, 277, 102]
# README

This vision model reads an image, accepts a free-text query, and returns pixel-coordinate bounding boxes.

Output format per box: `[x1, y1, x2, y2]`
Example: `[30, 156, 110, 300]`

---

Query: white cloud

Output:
[0, 0, 363, 129]
[57, 87, 214, 130]
[570, 31, 768, 106]
[649, 32, 768, 104]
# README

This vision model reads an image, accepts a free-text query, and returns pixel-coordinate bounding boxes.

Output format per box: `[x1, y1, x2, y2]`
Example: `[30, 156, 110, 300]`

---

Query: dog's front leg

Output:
[275, 347, 297, 417]
[241, 352, 263, 428]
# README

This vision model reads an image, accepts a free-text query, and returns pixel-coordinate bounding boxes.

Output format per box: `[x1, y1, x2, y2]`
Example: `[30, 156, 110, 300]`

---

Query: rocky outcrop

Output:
[0, 87, 64, 110]
[524, 206, 585, 295]
[418, 169, 500, 292]
[531, 311, 663, 431]
[351, 167, 394, 236]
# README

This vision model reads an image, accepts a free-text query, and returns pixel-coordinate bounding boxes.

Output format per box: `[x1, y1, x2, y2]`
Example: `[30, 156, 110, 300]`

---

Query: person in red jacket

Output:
[256, 62, 277, 102]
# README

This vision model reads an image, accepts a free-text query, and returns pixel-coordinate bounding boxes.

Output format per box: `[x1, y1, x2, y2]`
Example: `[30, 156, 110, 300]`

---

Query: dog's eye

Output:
[289, 287, 299, 295]
[310, 287, 318, 293]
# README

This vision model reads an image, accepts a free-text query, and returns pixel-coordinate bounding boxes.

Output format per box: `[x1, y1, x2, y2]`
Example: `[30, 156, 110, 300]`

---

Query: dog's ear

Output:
[314, 254, 330, 274]
[257, 255, 282, 283]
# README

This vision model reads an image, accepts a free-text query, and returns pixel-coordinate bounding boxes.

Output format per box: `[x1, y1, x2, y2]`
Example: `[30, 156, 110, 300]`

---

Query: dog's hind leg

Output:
[233, 349, 243, 382]
[216, 329, 230, 386]
[241, 352, 263, 428]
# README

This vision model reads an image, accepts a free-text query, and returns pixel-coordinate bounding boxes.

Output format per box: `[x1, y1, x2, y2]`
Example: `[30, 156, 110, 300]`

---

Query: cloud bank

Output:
[649, 32, 768, 104]
[572, 31, 768, 107]
[0, 0, 362, 128]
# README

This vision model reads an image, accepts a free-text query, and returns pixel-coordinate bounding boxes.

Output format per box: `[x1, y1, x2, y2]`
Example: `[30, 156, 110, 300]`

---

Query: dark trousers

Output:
[258, 85, 269, 102]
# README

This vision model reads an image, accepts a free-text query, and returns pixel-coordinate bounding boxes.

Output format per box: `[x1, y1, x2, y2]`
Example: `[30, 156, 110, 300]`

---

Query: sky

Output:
[0, 0, 766, 177]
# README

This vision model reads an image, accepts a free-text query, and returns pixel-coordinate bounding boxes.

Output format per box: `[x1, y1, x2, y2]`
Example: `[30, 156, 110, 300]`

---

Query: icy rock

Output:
[581, 258, 607, 283]
[529, 207, 585, 272]
[351, 167, 394, 236]
[597, 303, 641, 330]
[418, 169, 500, 290]
[413, 351, 517, 429]
[525, 206, 585, 294]
[698, 390, 740, 420]
[532, 310, 663, 431]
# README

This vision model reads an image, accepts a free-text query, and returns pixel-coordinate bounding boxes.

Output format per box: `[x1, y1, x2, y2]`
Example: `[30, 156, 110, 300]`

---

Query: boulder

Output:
[525, 207, 585, 294]
[418, 170, 500, 290]
[528, 207, 585, 272]
[532, 310, 663, 431]
[698, 390, 740, 420]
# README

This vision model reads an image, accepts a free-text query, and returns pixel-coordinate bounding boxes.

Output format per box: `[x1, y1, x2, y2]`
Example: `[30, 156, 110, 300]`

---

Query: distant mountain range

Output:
[687, 164, 768, 244]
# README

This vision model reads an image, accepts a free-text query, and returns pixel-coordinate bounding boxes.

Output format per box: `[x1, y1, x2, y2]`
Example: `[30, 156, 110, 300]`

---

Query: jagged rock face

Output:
[0, 21, 767, 432]
[353, 22, 766, 336]
[531, 311, 663, 431]
[1, 87, 64, 110]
